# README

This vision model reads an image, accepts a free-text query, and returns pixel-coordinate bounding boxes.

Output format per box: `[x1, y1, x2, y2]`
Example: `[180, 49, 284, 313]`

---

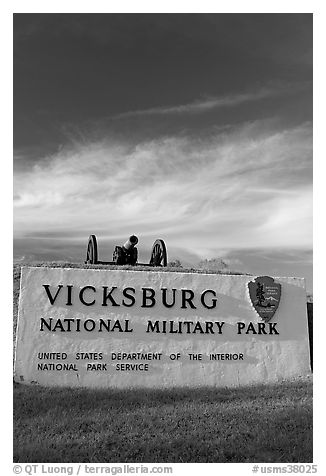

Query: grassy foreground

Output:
[14, 377, 312, 463]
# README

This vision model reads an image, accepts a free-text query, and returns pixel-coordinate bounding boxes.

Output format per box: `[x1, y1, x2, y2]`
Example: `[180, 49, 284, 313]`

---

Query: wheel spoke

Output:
[150, 239, 167, 266]
[85, 235, 98, 264]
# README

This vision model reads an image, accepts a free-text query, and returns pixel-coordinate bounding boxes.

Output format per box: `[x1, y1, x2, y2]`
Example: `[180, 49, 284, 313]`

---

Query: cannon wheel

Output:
[85, 235, 98, 264]
[150, 239, 167, 267]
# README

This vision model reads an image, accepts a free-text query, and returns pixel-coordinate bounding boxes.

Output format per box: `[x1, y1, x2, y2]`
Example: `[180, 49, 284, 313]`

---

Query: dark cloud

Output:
[14, 14, 312, 154]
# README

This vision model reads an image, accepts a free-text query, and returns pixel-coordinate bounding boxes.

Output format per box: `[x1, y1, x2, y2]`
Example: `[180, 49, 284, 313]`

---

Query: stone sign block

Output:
[14, 266, 311, 388]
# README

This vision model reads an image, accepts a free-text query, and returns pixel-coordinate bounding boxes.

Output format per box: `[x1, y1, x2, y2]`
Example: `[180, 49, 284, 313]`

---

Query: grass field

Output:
[14, 377, 312, 463]
[13, 263, 313, 463]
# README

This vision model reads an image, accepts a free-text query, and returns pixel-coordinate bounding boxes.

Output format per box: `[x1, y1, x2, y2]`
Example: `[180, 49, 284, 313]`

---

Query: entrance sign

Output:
[14, 267, 311, 388]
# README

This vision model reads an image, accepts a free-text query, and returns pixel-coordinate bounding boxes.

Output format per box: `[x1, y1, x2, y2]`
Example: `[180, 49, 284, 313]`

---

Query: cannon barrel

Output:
[123, 235, 138, 250]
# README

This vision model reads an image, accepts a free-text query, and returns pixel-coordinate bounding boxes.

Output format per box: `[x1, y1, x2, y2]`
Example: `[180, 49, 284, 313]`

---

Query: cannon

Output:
[85, 234, 167, 267]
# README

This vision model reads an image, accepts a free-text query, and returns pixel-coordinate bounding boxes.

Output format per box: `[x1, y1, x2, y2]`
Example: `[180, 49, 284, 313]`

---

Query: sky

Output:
[13, 13, 313, 291]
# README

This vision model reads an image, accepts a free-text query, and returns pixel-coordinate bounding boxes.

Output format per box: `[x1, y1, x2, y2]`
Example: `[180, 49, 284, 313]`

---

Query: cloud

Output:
[113, 83, 308, 119]
[14, 120, 312, 261]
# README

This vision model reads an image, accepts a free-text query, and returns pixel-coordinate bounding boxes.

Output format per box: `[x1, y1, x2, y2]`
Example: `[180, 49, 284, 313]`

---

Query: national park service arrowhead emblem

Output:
[248, 276, 281, 322]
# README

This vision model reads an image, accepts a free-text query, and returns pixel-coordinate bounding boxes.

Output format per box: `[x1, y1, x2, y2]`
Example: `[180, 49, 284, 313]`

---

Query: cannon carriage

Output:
[85, 234, 167, 267]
